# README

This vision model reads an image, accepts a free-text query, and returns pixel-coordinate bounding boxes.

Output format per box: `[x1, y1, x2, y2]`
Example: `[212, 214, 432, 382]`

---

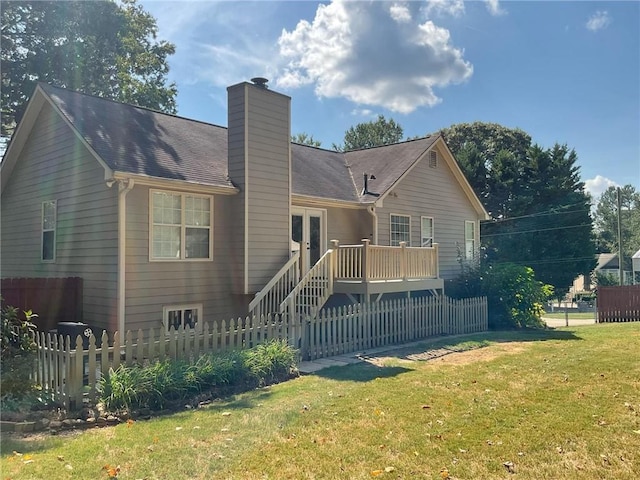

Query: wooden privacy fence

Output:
[597, 285, 640, 322]
[32, 295, 487, 410]
[1, 277, 83, 331]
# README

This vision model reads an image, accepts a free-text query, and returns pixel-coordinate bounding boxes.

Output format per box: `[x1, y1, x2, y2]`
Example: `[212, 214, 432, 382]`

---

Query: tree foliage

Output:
[1, 0, 177, 138]
[442, 122, 596, 294]
[593, 185, 640, 269]
[334, 115, 403, 151]
[1, 300, 37, 397]
[446, 259, 553, 329]
[291, 132, 322, 147]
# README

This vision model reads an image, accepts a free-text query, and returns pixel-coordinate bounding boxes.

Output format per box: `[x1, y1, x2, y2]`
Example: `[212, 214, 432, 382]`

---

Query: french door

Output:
[291, 207, 326, 275]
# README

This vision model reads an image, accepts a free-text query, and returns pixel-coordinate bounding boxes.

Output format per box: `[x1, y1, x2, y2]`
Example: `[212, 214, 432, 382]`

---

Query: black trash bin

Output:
[56, 322, 95, 349]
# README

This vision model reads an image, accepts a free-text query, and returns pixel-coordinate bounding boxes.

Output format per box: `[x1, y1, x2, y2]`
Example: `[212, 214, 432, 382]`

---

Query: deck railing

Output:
[335, 240, 439, 282]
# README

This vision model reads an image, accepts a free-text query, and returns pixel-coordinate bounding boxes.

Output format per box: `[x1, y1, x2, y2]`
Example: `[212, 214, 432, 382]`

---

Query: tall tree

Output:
[1, 0, 177, 138]
[443, 120, 595, 294]
[440, 122, 531, 218]
[334, 115, 403, 151]
[291, 132, 322, 147]
[593, 185, 640, 270]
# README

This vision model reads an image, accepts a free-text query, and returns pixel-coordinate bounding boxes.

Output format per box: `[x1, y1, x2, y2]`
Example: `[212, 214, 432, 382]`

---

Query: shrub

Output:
[98, 340, 298, 411]
[446, 260, 553, 329]
[243, 339, 298, 385]
[1, 300, 38, 397]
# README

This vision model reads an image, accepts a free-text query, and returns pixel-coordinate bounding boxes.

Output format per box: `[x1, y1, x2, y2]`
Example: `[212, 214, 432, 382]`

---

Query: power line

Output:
[480, 203, 591, 224]
[481, 223, 593, 238]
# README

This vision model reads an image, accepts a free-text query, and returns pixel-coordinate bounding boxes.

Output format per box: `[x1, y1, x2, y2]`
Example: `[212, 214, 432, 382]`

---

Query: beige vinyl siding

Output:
[227, 83, 291, 295]
[0, 102, 118, 331]
[376, 145, 481, 279]
[325, 207, 373, 245]
[123, 186, 243, 332]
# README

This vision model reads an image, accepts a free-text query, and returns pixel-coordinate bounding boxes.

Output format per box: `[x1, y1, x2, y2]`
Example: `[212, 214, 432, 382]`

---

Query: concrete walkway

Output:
[297, 339, 432, 374]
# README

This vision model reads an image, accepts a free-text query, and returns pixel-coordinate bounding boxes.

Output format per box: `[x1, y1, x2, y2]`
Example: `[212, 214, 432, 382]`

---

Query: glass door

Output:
[291, 208, 325, 274]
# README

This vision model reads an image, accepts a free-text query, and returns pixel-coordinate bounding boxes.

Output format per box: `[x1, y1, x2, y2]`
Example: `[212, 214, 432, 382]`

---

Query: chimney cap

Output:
[251, 77, 269, 88]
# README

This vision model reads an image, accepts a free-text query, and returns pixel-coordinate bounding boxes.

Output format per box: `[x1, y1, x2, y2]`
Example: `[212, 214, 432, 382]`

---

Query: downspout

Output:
[114, 178, 134, 334]
[367, 205, 378, 245]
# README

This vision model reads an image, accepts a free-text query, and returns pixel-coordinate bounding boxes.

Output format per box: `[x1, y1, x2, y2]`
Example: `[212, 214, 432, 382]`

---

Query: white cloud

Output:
[351, 108, 375, 117]
[424, 0, 465, 18]
[390, 3, 412, 24]
[485, 0, 506, 17]
[586, 11, 611, 32]
[276, 0, 473, 114]
[584, 175, 618, 199]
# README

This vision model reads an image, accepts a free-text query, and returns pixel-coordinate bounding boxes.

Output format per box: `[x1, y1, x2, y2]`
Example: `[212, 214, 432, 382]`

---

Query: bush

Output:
[1, 300, 38, 397]
[98, 340, 298, 411]
[446, 261, 553, 329]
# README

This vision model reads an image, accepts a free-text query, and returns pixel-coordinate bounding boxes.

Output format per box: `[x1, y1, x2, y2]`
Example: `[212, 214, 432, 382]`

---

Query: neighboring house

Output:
[0, 80, 488, 335]
[571, 253, 633, 293]
[633, 249, 640, 284]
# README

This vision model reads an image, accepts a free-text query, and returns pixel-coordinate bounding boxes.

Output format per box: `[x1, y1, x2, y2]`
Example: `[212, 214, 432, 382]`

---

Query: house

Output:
[571, 253, 634, 293]
[0, 79, 488, 335]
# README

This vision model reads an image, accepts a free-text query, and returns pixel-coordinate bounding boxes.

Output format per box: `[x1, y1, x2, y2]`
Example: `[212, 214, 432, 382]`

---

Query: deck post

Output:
[400, 241, 407, 280]
[330, 239, 339, 292]
[361, 239, 370, 282]
[433, 243, 440, 279]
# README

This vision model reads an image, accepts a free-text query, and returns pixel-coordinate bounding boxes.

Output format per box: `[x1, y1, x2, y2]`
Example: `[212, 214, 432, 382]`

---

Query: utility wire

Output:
[480, 202, 591, 224]
[481, 223, 592, 238]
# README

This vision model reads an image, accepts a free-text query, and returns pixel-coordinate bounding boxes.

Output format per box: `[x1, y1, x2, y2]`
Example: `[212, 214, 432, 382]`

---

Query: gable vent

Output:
[429, 150, 438, 168]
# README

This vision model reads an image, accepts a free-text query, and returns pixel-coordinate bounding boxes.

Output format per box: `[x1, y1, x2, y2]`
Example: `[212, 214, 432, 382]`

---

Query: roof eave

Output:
[112, 171, 239, 195]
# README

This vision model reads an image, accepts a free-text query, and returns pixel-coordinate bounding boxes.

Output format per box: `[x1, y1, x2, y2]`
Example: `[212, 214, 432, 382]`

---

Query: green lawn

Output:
[543, 311, 597, 320]
[2, 324, 639, 479]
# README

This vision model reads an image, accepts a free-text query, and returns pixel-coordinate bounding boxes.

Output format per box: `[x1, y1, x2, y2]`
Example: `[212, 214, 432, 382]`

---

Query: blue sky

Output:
[139, 0, 640, 199]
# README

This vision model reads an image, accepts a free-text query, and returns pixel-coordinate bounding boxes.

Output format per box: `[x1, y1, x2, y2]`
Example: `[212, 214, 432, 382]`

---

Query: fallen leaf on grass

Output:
[384, 466, 395, 473]
[126, 419, 135, 427]
[440, 467, 450, 479]
[503, 461, 515, 474]
[65, 464, 73, 471]
[633, 430, 640, 434]
[222, 411, 232, 416]
[57, 456, 65, 462]
[421, 405, 431, 409]
[370, 469, 383, 476]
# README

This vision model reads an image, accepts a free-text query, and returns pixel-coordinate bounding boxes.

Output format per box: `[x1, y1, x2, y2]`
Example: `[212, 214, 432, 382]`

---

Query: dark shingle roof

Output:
[41, 83, 232, 188]
[345, 136, 439, 201]
[40, 84, 438, 203]
[291, 143, 358, 202]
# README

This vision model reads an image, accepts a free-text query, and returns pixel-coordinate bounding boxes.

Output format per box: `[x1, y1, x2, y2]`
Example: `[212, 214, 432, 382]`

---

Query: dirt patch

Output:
[362, 342, 528, 367]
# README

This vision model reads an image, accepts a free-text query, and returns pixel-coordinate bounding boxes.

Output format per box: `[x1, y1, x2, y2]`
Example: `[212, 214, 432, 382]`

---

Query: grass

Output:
[543, 311, 596, 320]
[2, 323, 639, 479]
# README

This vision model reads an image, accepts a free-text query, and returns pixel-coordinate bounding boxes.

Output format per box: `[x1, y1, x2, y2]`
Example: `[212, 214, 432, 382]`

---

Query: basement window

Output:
[163, 304, 203, 332]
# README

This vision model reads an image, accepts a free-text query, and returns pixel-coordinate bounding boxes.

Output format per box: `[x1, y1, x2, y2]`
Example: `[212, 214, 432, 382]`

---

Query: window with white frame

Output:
[163, 304, 202, 332]
[421, 216, 434, 247]
[42, 200, 56, 261]
[151, 191, 212, 260]
[465, 221, 476, 259]
[390, 214, 410, 246]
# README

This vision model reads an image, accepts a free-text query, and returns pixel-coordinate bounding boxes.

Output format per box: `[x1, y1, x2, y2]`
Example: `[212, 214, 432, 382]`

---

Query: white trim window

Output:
[465, 220, 476, 260]
[390, 214, 410, 246]
[163, 304, 203, 332]
[421, 216, 434, 247]
[151, 191, 213, 260]
[41, 200, 56, 262]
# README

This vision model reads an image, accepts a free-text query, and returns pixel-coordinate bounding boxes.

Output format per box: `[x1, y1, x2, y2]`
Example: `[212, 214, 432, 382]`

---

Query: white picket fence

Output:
[32, 295, 487, 409]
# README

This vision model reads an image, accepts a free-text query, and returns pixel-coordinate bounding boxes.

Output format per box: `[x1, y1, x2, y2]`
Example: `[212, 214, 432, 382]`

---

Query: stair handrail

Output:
[280, 246, 336, 319]
[248, 250, 300, 319]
